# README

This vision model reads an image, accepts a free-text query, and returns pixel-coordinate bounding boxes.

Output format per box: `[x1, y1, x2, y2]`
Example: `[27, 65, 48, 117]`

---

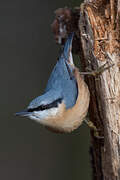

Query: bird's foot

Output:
[84, 119, 104, 139]
[80, 62, 114, 77]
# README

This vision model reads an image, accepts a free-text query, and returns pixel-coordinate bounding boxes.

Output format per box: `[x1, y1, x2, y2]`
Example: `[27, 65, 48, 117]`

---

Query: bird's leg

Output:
[84, 118, 104, 139]
[79, 62, 114, 77]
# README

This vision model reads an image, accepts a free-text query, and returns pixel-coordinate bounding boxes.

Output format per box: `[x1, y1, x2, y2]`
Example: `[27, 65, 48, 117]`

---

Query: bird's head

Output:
[15, 89, 64, 123]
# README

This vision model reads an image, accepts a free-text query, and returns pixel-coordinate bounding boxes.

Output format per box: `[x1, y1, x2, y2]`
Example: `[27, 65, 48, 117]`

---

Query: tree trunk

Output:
[79, 0, 120, 180]
[51, 0, 120, 179]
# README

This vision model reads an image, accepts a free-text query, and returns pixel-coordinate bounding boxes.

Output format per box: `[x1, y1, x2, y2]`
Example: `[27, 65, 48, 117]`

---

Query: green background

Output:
[0, 0, 91, 179]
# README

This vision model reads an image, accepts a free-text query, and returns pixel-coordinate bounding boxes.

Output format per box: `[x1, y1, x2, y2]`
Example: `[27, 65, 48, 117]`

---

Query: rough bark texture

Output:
[79, 0, 120, 180]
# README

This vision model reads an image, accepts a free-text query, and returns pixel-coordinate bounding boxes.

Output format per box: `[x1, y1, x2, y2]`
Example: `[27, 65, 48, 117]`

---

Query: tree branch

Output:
[79, 1, 120, 179]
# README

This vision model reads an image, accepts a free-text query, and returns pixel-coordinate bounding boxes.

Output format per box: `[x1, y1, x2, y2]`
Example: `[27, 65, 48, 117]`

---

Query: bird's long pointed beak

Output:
[63, 32, 74, 60]
[15, 109, 30, 117]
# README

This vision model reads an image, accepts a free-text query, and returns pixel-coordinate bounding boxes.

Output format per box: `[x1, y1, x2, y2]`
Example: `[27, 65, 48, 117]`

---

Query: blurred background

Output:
[0, 0, 91, 179]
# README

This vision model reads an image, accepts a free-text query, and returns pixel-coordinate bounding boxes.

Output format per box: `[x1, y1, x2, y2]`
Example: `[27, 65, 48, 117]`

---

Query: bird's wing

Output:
[45, 33, 78, 109]
[45, 32, 75, 91]
[45, 58, 78, 109]
[45, 57, 74, 91]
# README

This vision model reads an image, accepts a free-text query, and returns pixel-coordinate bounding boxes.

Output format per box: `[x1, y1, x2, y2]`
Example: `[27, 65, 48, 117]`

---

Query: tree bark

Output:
[79, 0, 120, 180]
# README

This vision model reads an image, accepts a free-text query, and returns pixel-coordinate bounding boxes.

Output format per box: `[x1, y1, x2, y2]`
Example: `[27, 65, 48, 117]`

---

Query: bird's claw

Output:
[79, 62, 114, 77]
[84, 119, 104, 139]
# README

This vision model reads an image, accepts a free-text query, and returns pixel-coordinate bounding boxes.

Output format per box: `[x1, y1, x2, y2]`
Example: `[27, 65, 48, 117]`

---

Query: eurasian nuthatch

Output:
[16, 33, 90, 133]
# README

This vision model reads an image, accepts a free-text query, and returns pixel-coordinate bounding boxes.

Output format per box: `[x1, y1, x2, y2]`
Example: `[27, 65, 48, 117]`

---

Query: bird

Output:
[15, 33, 90, 133]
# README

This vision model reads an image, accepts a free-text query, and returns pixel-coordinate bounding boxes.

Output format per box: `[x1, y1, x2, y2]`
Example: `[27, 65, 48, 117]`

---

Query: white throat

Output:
[28, 107, 59, 123]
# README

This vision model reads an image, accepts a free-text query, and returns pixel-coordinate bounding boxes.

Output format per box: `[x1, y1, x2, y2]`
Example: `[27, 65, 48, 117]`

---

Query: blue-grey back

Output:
[28, 33, 78, 110]
[45, 57, 78, 109]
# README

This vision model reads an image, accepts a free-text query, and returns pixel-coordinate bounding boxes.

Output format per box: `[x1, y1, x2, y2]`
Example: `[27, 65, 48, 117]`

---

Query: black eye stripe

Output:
[27, 98, 62, 112]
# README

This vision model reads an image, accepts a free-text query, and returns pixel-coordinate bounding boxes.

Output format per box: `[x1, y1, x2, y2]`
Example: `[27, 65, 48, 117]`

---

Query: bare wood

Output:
[79, 0, 120, 179]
